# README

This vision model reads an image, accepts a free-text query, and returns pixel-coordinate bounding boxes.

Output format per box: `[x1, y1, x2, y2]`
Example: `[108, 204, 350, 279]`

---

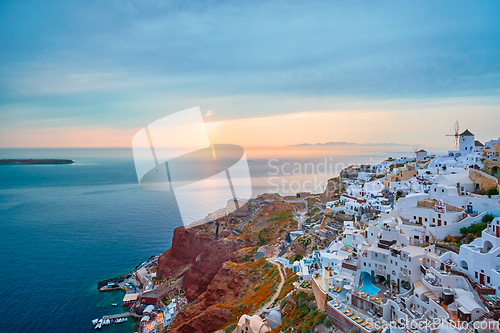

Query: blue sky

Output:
[1, 1, 499, 147]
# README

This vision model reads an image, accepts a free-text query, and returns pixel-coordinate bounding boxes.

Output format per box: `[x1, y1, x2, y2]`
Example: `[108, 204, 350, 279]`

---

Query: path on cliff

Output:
[284, 198, 308, 229]
[255, 258, 285, 316]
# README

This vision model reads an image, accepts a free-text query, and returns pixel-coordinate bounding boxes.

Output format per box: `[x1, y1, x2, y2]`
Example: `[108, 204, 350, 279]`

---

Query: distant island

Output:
[288, 141, 412, 147]
[0, 159, 74, 165]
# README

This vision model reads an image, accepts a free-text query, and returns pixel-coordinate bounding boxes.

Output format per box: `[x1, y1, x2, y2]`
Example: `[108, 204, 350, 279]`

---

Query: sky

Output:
[0, 0, 499, 148]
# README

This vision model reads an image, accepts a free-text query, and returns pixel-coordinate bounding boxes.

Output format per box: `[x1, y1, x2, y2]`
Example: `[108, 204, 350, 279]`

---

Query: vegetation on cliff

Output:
[157, 196, 304, 333]
[274, 291, 332, 333]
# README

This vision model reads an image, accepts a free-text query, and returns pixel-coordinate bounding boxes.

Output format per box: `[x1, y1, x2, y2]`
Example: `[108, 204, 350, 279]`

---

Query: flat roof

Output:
[123, 293, 140, 302]
[401, 246, 426, 257]
[369, 244, 390, 255]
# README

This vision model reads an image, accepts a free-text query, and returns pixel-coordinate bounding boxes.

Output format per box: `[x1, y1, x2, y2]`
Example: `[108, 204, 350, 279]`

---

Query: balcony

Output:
[399, 272, 410, 282]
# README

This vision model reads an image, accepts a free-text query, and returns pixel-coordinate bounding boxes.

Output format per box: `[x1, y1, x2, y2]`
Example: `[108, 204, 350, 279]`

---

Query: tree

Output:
[486, 187, 499, 198]
[293, 254, 303, 262]
[482, 213, 495, 224]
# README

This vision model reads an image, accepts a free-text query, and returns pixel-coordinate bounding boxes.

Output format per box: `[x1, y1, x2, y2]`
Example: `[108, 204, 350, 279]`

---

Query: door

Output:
[480, 273, 485, 285]
[418, 217, 422, 224]
[497, 226, 499, 238]
[438, 220, 441, 226]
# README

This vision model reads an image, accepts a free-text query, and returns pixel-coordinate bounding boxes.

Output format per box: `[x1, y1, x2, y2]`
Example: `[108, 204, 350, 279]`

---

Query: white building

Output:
[416, 149, 428, 162]
[485, 137, 500, 149]
[441, 214, 500, 294]
[458, 129, 476, 155]
[237, 314, 271, 333]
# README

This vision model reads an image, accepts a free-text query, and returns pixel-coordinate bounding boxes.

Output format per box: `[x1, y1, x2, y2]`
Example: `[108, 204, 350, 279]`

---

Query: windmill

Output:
[413, 145, 420, 160]
[446, 121, 460, 150]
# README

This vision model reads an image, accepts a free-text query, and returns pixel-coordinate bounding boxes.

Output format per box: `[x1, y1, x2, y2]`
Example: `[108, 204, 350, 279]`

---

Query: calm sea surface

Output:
[0, 146, 433, 332]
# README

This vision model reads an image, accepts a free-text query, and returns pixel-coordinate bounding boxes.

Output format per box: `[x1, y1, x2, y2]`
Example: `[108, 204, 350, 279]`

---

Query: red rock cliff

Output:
[157, 227, 244, 302]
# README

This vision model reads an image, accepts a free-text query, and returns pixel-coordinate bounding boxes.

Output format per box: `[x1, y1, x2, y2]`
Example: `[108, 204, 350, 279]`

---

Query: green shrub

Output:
[483, 213, 495, 224]
[486, 188, 499, 198]
[224, 323, 237, 333]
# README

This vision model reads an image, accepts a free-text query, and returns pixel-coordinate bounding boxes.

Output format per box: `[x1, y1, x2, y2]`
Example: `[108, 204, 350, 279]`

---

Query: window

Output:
[414, 216, 417, 220]
[409, 258, 411, 262]
[425, 218, 428, 222]
[475, 272, 478, 279]
[487, 276, 491, 284]
[438, 214, 441, 218]
[369, 263, 371, 267]
[409, 270, 411, 275]
[444, 221, 447, 225]
[433, 218, 435, 223]
[364, 262, 366, 266]
[375, 253, 378, 257]
[391, 260, 393, 264]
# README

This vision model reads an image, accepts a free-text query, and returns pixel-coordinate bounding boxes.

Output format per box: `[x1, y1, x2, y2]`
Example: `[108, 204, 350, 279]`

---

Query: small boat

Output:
[92, 319, 99, 325]
[95, 321, 102, 329]
[111, 303, 118, 307]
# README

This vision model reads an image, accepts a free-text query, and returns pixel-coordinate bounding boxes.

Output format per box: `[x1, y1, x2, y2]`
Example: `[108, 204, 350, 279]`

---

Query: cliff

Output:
[157, 198, 302, 332]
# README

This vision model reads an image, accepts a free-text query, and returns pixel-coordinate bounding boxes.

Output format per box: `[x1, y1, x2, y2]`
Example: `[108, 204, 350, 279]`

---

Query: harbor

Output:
[92, 316, 130, 330]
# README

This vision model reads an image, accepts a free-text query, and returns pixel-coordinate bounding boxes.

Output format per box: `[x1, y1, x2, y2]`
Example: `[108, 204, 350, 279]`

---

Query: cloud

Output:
[0, 1, 499, 147]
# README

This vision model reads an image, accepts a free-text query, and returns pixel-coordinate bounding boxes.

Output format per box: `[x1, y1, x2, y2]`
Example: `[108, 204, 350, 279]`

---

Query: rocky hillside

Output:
[156, 197, 303, 332]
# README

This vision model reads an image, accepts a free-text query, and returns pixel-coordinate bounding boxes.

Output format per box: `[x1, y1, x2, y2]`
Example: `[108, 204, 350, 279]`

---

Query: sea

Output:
[0, 146, 434, 332]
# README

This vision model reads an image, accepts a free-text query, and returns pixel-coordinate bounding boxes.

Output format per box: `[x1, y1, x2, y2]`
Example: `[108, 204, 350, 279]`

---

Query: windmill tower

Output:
[413, 145, 420, 160]
[446, 121, 460, 150]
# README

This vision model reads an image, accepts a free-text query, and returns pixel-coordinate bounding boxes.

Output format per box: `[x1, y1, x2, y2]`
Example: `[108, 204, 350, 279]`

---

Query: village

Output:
[95, 128, 500, 333]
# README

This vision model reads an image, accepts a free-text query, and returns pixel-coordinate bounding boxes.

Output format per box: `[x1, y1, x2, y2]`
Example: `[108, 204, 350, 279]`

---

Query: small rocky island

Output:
[0, 159, 74, 165]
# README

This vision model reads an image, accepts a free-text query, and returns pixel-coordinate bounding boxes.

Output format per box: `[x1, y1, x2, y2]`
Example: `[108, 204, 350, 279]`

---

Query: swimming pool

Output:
[360, 272, 380, 296]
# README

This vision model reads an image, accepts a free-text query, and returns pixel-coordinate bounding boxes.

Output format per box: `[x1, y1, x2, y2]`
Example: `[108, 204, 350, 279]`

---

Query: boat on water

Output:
[92, 319, 99, 325]
[95, 321, 102, 329]
[111, 303, 118, 307]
